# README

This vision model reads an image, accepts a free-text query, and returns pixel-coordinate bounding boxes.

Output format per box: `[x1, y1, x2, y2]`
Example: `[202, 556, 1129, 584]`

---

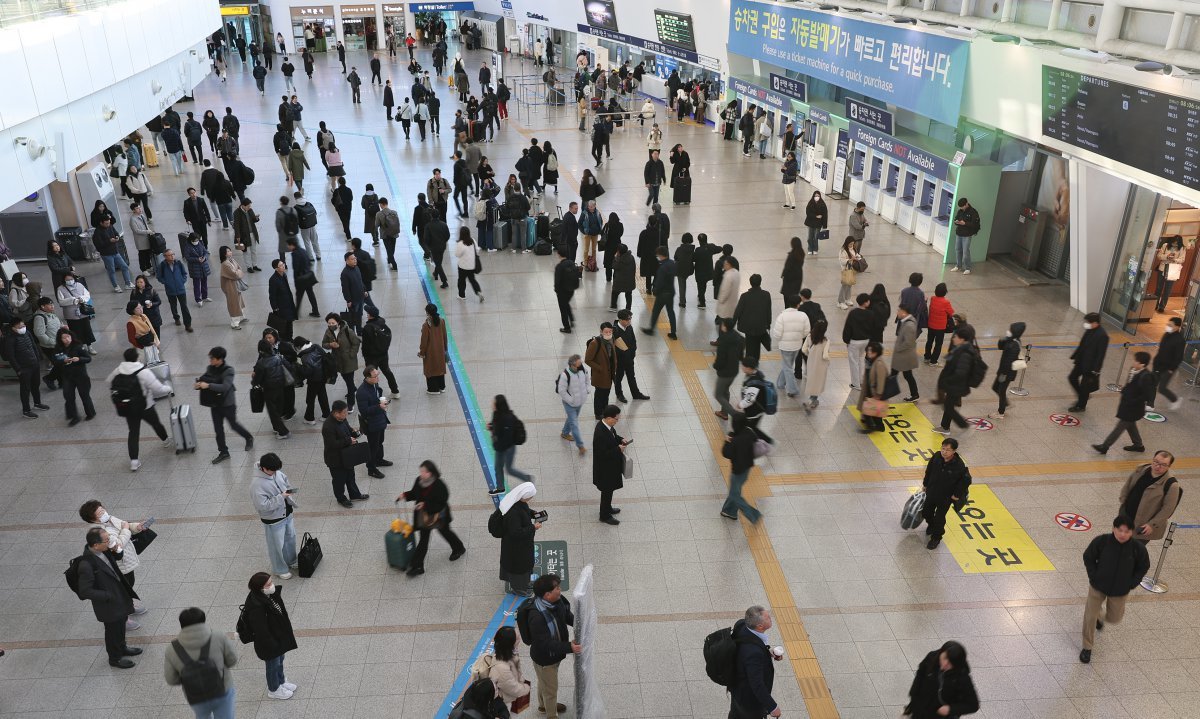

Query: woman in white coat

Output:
[471, 626, 531, 711]
[801, 319, 831, 412]
[452, 227, 484, 302]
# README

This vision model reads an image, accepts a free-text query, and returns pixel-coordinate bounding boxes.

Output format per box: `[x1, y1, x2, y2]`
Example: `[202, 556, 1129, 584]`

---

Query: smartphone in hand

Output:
[142, 517, 156, 529]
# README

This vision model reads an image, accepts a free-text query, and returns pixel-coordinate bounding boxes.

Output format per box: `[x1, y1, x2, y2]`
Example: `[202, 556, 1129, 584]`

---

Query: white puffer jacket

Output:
[770, 308, 812, 352]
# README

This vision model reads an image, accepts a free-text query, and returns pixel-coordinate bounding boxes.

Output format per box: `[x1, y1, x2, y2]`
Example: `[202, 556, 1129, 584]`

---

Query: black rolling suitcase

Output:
[673, 173, 692, 205]
[471, 120, 485, 143]
[536, 214, 550, 240]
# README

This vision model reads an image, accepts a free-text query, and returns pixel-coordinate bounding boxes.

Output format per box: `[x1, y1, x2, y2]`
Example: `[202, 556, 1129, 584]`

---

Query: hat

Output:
[499, 482, 536, 515]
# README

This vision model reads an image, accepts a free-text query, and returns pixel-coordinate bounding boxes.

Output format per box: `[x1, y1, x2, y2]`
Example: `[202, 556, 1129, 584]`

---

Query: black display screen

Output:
[583, 0, 618, 32]
[654, 9, 696, 52]
[1043, 66, 1200, 191]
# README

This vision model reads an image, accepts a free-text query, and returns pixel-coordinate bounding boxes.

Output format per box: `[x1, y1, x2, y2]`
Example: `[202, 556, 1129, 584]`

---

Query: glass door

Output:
[1102, 186, 1170, 332]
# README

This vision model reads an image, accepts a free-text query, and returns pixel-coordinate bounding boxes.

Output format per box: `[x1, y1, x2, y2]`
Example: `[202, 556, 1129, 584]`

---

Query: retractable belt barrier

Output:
[1141, 522, 1200, 594]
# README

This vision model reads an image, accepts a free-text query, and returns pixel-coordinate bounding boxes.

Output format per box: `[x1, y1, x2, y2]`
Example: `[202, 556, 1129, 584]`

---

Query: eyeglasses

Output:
[1151, 460, 1171, 468]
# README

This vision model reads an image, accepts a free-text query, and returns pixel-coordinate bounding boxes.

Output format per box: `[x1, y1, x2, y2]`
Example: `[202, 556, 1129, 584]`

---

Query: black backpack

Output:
[296, 202, 318, 230]
[703, 626, 752, 687]
[171, 638, 227, 704]
[358, 255, 377, 283]
[283, 208, 300, 236]
[301, 348, 325, 381]
[364, 195, 380, 215]
[488, 508, 505, 538]
[512, 417, 527, 445]
[235, 604, 254, 644]
[515, 597, 536, 645]
[967, 347, 988, 389]
[64, 554, 87, 598]
[111, 368, 146, 417]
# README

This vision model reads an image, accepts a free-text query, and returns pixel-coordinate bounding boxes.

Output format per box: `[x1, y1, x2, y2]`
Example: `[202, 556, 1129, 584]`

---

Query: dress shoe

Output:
[1068, 405, 1086, 412]
[352, 494, 370, 501]
[368, 469, 386, 479]
[616, 395, 628, 403]
[667, 333, 678, 340]
[122, 647, 143, 656]
[633, 394, 650, 400]
[1096, 620, 1104, 630]
[609, 507, 620, 514]
[1092, 444, 1108, 455]
[599, 516, 620, 525]
[926, 537, 941, 549]
[709, 340, 718, 346]
[1079, 649, 1091, 663]
[406, 566, 425, 577]
[714, 411, 729, 420]
[1123, 445, 1146, 452]
[338, 499, 354, 508]
[449, 548, 466, 561]
[376, 459, 394, 467]
[108, 658, 136, 669]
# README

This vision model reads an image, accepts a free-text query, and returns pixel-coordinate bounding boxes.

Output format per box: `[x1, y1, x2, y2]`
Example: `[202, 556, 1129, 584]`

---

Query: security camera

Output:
[13, 137, 45, 159]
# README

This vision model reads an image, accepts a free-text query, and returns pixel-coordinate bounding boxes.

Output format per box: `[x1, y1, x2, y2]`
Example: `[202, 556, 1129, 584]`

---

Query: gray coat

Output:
[164, 623, 237, 696]
[892, 315, 919, 372]
[201, 362, 239, 408]
[849, 211, 868, 241]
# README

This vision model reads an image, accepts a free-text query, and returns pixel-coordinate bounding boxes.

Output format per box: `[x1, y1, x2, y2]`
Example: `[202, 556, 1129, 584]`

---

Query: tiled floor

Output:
[2, 43, 1199, 719]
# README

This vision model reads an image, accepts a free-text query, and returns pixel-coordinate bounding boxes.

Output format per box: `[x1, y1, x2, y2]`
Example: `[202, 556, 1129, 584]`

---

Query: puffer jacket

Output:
[769, 308, 811, 352]
[556, 365, 590, 407]
[31, 309, 63, 349]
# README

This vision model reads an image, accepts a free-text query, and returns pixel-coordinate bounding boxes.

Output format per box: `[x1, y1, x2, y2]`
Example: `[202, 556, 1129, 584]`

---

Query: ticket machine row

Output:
[847, 145, 955, 251]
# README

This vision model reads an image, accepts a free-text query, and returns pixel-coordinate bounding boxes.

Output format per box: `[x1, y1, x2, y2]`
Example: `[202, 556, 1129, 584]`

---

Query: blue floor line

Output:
[436, 593, 522, 717]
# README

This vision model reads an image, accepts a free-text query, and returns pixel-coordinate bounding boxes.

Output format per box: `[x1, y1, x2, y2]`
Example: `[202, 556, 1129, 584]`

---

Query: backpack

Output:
[111, 368, 146, 417]
[512, 417, 527, 445]
[487, 508, 505, 538]
[515, 598, 536, 645]
[364, 194, 380, 215]
[282, 208, 300, 236]
[554, 369, 569, 395]
[545, 152, 559, 172]
[171, 638, 227, 704]
[703, 626, 752, 687]
[473, 198, 488, 222]
[967, 348, 988, 389]
[242, 165, 255, 186]
[64, 554, 87, 598]
[747, 378, 778, 415]
[295, 202, 318, 230]
[357, 255, 377, 283]
[542, 70, 551, 83]
[235, 604, 254, 643]
[366, 322, 392, 351]
[301, 348, 325, 380]
[320, 350, 337, 383]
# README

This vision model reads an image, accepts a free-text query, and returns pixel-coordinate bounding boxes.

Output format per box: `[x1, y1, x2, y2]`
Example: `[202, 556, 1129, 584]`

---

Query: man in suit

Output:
[730, 605, 781, 718]
[77, 527, 142, 668]
[355, 366, 392, 480]
[340, 252, 366, 334]
[286, 237, 319, 318]
[268, 259, 296, 342]
[560, 202, 580, 263]
[613, 310, 649, 402]
[592, 404, 628, 525]
[1069, 312, 1109, 411]
[734, 274, 773, 363]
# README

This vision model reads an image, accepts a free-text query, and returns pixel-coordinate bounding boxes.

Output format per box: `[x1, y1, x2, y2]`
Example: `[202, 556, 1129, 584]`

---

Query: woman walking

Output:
[497, 482, 539, 596]
[804, 191, 827, 254]
[610, 243, 636, 312]
[991, 322, 1025, 419]
[325, 144, 346, 192]
[837, 236, 861, 308]
[720, 413, 762, 523]
[601, 213, 624, 283]
[418, 303, 448, 394]
[801, 319, 830, 412]
[892, 304, 921, 402]
[218, 246, 247, 328]
[56, 272, 96, 354]
[904, 641, 979, 719]
[780, 237, 804, 301]
[286, 143, 310, 193]
[453, 228, 484, 301]
[241, 572, 299, 700]
[54, 329, 96, 424]
[857, 341, 888, 433]
[488, 395, 533, 495]
[395, 460, 466, 577]
[924, 283, 955, 366]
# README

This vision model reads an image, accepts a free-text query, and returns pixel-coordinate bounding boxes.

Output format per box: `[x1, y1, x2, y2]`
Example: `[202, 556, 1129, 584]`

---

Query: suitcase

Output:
[471, 121, 485, 143]
[385, 527, 417, 570]
[170, 402, 198, 454]
[494, 220, 510, 250]
[524, 217, 537, 250]
[536, 214, 550, 240]
[548, 219, 564, 245]
[142, 143, 159, 167]
[548, 88, 566, 106]
[672, 175, 692, 205]
[900, 491, 926, 530]
[145, 361, 172, 399]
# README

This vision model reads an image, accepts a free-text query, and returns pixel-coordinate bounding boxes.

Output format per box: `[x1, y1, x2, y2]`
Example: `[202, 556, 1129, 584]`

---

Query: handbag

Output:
[817, 229, 830, 241]
[474, 248, 482, 274]
[198, 386, 224, 407]
[297, 532, 323, 577]
[249, 384, 265, 413]
[882, 374, 902, 400]
[593, 182, 606, 197]
[1011, 359, 1028, 371]
[340, 441, 372, 467]
[296, 271, 318, 290]
[1081, 372, 1100, 394]
[79, 301, 96, 318]
[752, 438, 773, 458]
[511, 684, 531, 714]
[1167, 263, 1183, 281]
[851, 257, 868, 273]
[235, 277, 249, 293]
[266, 311, 284, 331]
[622, 452, 634, 479]
[130, 527, 157, 555]
[416, 509, 443, 530]
[136, 332, 156, 348]
[840, 267, 857, 286]
[862, 397, 889, 417]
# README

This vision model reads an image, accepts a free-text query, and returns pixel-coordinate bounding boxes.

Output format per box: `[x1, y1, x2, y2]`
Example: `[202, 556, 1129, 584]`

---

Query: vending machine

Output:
[929, 182, 956, 254]
[848, 146, 868, 203]
[879, 159, 902, 222]
[913, 176, 937, 245]
[895, 168, 920, 234]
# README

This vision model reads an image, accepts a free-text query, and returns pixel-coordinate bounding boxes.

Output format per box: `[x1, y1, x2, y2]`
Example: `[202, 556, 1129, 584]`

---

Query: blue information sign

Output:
[768, 73, 807, 103]
[410, 1, 474, 11]
[848, 121, 950, 180]
[809, 107, 831, 125]
[729, 76, 789, 112]
[845, 98, 893, 135]
[728, 0, 968, 126]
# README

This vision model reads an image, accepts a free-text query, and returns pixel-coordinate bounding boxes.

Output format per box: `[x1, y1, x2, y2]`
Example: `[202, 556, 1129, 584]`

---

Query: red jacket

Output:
[928, 296, 955, 331]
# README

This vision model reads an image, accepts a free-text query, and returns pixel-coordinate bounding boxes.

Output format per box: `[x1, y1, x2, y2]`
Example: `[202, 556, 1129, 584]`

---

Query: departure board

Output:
[654, 10, 696, 52]
[1043, 66, 1200, 191]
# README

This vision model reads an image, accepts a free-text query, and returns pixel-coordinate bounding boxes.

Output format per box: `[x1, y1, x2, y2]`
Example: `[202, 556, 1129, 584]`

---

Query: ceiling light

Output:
[1060, 47, 1112, 63]
[945, 26, 978, 38]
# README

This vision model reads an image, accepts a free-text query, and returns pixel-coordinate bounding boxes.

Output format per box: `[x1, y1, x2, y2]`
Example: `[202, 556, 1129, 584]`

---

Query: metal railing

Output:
[0, 0, 127, 27]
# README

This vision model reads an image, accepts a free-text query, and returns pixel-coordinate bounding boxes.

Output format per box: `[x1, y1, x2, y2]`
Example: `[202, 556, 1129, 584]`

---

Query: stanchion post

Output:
[1185, 347, 1200, 388]
[1141, 521, 1179, 593]
[1107, 342, 1130, 392]
[1009, 343, 1032, 397]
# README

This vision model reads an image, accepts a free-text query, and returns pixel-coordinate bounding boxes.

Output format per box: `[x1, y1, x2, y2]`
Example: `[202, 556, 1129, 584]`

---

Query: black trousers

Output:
[137, 249, 155, 274]
[188, 142, 204, 164]
[614, 357, 642, 399]
[453, 185, 469, 215]
[365, 357, 399, 394]
[426, 375, 446, 392]
[939, 394, 968, 430]
[126, 406, 167, 459]
[648, 292, 676, 334]
[921, 497, 953, 540]
[166, 293, 192, 327]
[304, 380, 330, 421]
[263, 388, 289, 435]
[890, 368, 919, 398]
[609, 288, 632, 311]
[330, 466, 365, 502]
[16, 369, 41, 412]
[696, 278, 709, 306]
[593, 387, 610, 419]
[556, 290, 575, 330]
[924, 330, 946, 363]
[1067, 367, 1095, 409]
[62, 375, 95, 420]
[296, 285, 318, 315]
[600, 489, 616, 518]
[211, 405, 253, 453]
[457, 269, 481, 298]
[743, 333, 769, 362]
[993, 376, 1012, 414]
[337, 210, 352, 239]
[432, 250, 448, 286]
[340, 372, 357, 409]
[383, 236, 398, 270]
[1157, 368, 1179, 404]
[103, 618, 129, 661]
[411, 522, 465, 570]
[365, 429, 385, 469]
[746, 414, 773, 443]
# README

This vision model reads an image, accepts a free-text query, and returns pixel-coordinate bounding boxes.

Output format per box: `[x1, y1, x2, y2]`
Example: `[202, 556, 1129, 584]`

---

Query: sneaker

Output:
[282, 681, 297, 691]
[113, 286, 124, 293]
[212, 451, 231, 465]
[931, 427, 951, 436]
[561, 433, 574, 441]
[962, 270, 971, 275]
[276, 432, 291, 440]
[161, 435, 173, 447]
[488, 487, 505, 496]
[902, 396, 918, 403]
[21, 411, 37, 419]
[477, 293, 485, 303]
[304, 418, 317, 425]
[125, 618, 141, 630]
[131, 599, 147, 615]
[988, 412, 1005, 420]
[277, 572, 292, 580]
[130, 459, 142, 471]
[1169, 399, 1183, 410]
[267, 687, 293, 700]
[949, 267, 960, 272]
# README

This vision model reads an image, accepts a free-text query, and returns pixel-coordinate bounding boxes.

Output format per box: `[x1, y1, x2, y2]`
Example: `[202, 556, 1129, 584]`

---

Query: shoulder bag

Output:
[297, 532, 323, 577]
[841, 265, 857, 287]
[340, 441, 372, 467]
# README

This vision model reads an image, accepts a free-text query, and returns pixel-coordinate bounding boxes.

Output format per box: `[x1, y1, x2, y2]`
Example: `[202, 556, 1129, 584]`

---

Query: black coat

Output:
[613, 322, 638, 360]
[1154, 331, 1185, 372]
[922, 453, 971, 503]
[1083, 533, 1150, 597]
[499, 503, 535, 574]
[652, 258, 677, 296]
[2, 330, 41, 371]
[1117, 369, 1156, 421]
[321, 415, 357, 468]
[242, 586, 298, 660]
[636, 229, 659, 279]
[674, 243, 695, 277]
[592, 421, 624, 492]
[268, 272, 296, 321]
[780, 252, 804, 298]
[938, 342, 976, 398]
[713, 330, 745, 377]
[906, 650, 979, 719]
[722, 427, 757, 474]
[693, 243, 720, 282]
[340, 265, 365, 303]
[643, 159, 665, 186]
[553, 258, 579, 294]
[601, 221, 623, 269]
[361, 317, 392, 360]
[804, 200, 828, 229]
[612, 252, 637, 293]
[729, 620, 775, 715]
[77, 549, 137, 622]
[1072, 326, 1109, 372]
[734, 287, 773, 336]
[527, 596, 574, 666]
[404, 476, 453, 525]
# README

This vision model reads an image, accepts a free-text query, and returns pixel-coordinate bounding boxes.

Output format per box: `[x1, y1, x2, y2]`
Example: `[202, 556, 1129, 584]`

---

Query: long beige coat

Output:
[219, 259, 244, 317]
[419, 318, 448, 378]
[857, 355, 889, 411]
[802, 336, 830, 396]
[715, 267, 740, 318]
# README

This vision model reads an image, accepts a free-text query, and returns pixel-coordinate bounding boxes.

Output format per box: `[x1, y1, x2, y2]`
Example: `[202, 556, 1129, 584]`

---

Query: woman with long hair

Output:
[780, 236, 805, 301]
[218, 245, 247, 328]
[129, 275, 163, 339]
[394, 460, 466, 577]
[837, 236, 861, 308]
[475, 626, 532, 708]
[453, 227, 483, 301]
[801, 319, 830, 412]
[488, 395, 533, 495]
[601, 212, 624, 283]
[418, 303, 449, 394]
[804, 191, 828, 254]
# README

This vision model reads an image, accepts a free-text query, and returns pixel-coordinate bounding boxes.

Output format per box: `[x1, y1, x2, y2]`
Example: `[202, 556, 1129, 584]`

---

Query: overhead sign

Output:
[846, 98, 893, 135]
[943, 485, 1055, 573]
[769, 73, 807, 103]
[809, 107, 831, 125]
[575, 24, 700, 64]
[728, 0, 968, 126]
[654, 9, 696, 52]
[292, 5, 331, 16]
[220, 5, 250, 16]
[730, 76, 789, 112]
[849, 121, 950, 180]
[382, 3, 406, 11]
[533, 541, 570, 589]
[410, 1, 475, 11]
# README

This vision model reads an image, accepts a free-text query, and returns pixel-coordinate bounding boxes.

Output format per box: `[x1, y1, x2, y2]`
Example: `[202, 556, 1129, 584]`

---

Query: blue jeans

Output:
[189, 687, 235, 719]
[777, 349, 800, 396]
[168, 151, 184, 174]
[495, 446, 533, 491]
[215, 202, 234, 228]
[955, 235, 972, 270]
[265, 654, 285, 692]
[263, 515, 297, 575]
[721, 470, 761, 522]
[561, 401, 584, 447]
[101, 253, 133, 289]
[757, 138, 768, 156]
[646, 184, 660, 206]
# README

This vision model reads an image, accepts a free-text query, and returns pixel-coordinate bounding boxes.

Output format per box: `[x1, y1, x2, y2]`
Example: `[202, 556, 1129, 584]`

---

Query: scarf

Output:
[419, 473, 436, 488]
[534, 597, 559, 640]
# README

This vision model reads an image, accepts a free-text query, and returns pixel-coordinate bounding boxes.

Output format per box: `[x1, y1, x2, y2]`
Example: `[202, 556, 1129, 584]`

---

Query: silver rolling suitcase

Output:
[170, 402, 198, 454]
[145, 360, 172, 399]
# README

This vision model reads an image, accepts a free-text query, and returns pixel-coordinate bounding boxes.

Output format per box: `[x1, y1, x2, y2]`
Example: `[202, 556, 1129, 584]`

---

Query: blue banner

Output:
[728, 0, 968, 126]
[848, 121, 950, 180]
[809, 107, 831, 125]
[729, 76, 789, 112]
[769, 73, 807, 103]
[410, 1, 474, 11]
[846, 98, 893, 135]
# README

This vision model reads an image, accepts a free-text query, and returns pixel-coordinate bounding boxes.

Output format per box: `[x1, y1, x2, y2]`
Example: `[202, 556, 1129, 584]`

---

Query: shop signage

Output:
[499, 0, 514, 19]
[808, 107, 831, 125]
[292, 6, 332, 16]
[383, 3, 404, 10]
[849, 121, 950, 180]
[768, 73, 806, 103]
[341, 4, 376, 15]
[730, 76, 788, 112]
[410, 1, 475, 11]
[576, 24, 699, 64]
[846, 98, 893, 135]
[220, 5, 251, 16]
[728, 0, 968, 126]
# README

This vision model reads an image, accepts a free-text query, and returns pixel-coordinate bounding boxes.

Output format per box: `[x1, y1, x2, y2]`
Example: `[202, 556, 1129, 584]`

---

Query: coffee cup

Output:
[771, 646, 784, 660]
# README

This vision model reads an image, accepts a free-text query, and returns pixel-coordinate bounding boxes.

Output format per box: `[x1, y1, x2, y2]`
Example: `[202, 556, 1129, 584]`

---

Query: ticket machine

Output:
[929, 182, 956, 253]
[895, 167, 920, 233]
[913, 176, 937, 244]
[864, 154, 884, 212]
[848, 146, 868, 202]
[879, 159, 902, 222]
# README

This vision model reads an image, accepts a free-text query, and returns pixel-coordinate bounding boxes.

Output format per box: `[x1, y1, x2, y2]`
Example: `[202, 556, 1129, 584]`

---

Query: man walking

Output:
[280, 57, 296, 93]
[584, 322, 617, 419]
[557, 355, 590, 455]
[712, 318, 745, 421]
[362, 307, 400, 398]
[729, 606, 782, 719]
[107, 348, 172, 472]
[1152, 317, 1185, 411]
[641, 247, 677, 339]
[770, 295, 812, 398]
[1068, 312, 1109, 412]
[592, 404, 628, 524]
[733, 274, 772, 362]
[182, 188, 212, 248]
[951, 197, 980, 274]
[250, 453, 298, 579]
[737, 357, 774, 443]
[554, 246, 579, 333]
[156, 250, 193, 332]
[920, 438, 971, 549]
[76, 527, 142, 668]
[614, 310, 649, 402]
[355, 366, 391, 480]
[322, 401, 370, 508]
[194, 346, 254, 465]
[1093, 351, 1155, 454]
[286, 238, 319, 318]
[842, 293, 873, 390]
[1079, 515, 1150, 663]
[644, 149, 666, 207]
[292, 191, 321, 261]
[934, 327, 979, 436]
[1118, 450, 1181, 545]
[524, 573, 580, 718]
[164, 607, 238, 717]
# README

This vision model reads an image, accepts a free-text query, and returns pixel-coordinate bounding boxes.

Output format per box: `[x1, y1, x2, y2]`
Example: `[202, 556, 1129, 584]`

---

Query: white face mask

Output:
[263, 584, 276, 595]
[65, 279, 76, 287]
[98, 511, 111, 524]
[1165, 325, 1176, 333]
[191, 239, 199, 245]
[1083, 322, 1093, 330]
[1005, 331, 1012, 338]
[15, 327, 26, 335]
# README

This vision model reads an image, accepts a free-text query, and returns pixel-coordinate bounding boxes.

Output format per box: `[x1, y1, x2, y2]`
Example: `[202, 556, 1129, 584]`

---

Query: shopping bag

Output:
[297, 532, 322, 577]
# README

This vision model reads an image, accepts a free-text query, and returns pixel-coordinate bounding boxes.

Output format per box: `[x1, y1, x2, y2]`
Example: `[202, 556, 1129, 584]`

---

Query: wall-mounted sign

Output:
[341, 5, 376, 15]
[382, 3, 405, 11]
[809, 107, 831, 125]
[768, 73, 806, 103]
[576, 24, 701, 65]
[583, 0, 619, 32]
[410, 1, 474, 11]
[654, 10, 696, 52]
[846, 98, 893, 135]
[730, 76, 789, 112]
[292, 5, 332, 16]
[220, 5, 251, 16]
[727, 0, 968, 126]
[951, 150, 967, 166]
[849, 121, 950, 180]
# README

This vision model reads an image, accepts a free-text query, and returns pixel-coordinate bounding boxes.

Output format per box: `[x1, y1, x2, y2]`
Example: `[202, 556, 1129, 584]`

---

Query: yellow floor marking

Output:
[939, 484, 1055, 573]
[846, 403, 943, 468]
[767, 456, 1200, 486]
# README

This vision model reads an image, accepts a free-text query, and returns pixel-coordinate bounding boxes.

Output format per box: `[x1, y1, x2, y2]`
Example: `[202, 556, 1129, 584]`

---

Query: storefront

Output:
[411, 2, 473, 41]
[382, 3, 405, 44]
[291, 6, 335, 53]
[340, 4, 378, 50]
[220, 3, 266, 48]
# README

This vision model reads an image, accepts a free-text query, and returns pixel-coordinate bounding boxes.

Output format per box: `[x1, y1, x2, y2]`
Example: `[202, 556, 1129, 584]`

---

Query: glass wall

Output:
[1102, 186, 1170, 330]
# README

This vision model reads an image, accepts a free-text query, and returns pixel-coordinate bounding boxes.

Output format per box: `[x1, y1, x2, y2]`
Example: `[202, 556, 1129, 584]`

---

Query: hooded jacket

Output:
[164, 622, 238, 696]
[250, 466, 295, 522]
[996, 322, 1026, 377]
[106, 360, 171, 406]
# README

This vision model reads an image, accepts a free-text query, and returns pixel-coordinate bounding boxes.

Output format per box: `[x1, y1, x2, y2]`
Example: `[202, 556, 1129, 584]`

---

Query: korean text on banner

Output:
[727, 0, 969, 126]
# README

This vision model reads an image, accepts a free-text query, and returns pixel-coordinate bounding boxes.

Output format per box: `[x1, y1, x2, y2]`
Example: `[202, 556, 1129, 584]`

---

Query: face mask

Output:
[1083, 322, 1093, 330]
[1165, 326, 1176, 333]
[263, 584, 276, 595]
[1005, 331, 1012, 338]
[65, 280, 76, 287]
[98, 512, 111, 524]
[15, 327, 26, 335]
[191, 239, 199, 245]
